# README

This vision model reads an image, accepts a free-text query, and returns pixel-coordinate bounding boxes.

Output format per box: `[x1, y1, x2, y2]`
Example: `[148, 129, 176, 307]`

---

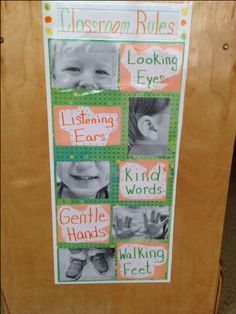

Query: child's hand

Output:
[143, 211, 168, 239]
[113, 216, 140, 239]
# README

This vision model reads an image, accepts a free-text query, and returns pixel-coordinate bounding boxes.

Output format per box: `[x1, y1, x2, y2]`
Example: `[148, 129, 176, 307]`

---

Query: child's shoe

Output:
[66, 258, 86, 280]
[90, 253, 108, 274]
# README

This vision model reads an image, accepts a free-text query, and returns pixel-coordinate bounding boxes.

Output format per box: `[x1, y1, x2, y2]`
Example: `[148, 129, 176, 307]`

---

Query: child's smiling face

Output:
[53, 45, 116, 89]
[57, 161, 110, 199]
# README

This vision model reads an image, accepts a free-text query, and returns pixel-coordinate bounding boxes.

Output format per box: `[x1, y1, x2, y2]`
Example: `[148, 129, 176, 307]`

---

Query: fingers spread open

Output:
[128, 217, 132, 229]
[124, 216, 130, 228]
[155, 212, 161, 223]
[143, 213, 148, 228]
[117, 216, 123, 230]
[113, 223, 119, 235]
[151, 210, 155, 222]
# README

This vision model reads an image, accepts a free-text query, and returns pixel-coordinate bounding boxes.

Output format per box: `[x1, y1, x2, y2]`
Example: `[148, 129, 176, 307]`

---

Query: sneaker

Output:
[66, 258, 86, 280]
[90, 253, 109, 274]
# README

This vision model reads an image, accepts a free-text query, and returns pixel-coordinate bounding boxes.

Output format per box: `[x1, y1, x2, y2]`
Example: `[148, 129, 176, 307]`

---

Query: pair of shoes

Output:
[66, 258, 86, 280]
[90, 253, 109, 274]
[65, 254, 109, 280]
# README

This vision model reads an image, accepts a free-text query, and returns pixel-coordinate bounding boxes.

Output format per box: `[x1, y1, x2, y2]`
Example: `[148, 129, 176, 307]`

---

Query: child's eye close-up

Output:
[63, 67, 81, 72]
[96, 69, 110, 75]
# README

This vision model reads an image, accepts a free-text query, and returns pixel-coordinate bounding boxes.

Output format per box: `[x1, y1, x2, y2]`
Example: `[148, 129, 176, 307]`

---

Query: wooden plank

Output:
[214, 263, 223, 314]
[1, 1, 236, 313]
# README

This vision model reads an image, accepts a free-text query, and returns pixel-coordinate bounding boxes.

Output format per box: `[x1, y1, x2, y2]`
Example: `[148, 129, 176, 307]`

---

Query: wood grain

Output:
[1, 1, 236, 313]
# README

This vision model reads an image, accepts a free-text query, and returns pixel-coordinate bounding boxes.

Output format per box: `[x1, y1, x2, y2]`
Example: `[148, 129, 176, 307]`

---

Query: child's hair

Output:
[50, 40, 118, 80]
[128, 97, 170, 146]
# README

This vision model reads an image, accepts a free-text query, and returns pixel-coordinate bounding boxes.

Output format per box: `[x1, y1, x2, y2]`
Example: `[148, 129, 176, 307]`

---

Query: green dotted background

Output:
[49, 41, 182, 282]
[52, 89, 180, 282]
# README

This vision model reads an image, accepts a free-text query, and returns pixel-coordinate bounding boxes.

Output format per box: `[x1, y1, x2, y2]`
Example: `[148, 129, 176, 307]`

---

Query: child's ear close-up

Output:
[137, 115, 158, 141]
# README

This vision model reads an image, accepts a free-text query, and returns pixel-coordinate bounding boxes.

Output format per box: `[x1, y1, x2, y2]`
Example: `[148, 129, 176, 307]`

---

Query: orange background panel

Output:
[116, 242, 168, 280]
[54, 106, 121, 146]
[119, 43, 183, 92]
[118, 160, 168, 201]
[57, 204, 110, 244]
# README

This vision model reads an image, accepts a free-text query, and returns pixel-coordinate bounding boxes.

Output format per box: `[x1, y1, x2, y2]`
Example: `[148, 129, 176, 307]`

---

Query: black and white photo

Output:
[112, 206, 169, 240]
[59, 248, 115, 281]
[57, 161, 110, 199]
[128, 97, 170, 156]
[50, 39, 119, 90]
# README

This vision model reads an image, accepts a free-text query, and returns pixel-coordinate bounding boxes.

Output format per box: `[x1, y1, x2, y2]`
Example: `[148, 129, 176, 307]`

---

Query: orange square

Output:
[119, 160, 168, 201]
[57, 204, 110, 244]
[120, 43, 183, 92]
[54, 106, 121, 146]
[117, 242, 168, 280]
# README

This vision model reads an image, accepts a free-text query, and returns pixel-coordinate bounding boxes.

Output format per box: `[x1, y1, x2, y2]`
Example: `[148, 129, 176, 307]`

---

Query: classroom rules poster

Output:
[42, 1, 192, 284]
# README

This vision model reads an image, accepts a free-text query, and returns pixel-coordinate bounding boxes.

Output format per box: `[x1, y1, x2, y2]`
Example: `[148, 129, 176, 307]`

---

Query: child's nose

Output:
[77, 73, 97, 89]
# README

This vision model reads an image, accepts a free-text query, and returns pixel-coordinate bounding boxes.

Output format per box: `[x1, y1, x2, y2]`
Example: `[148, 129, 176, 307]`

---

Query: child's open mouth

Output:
[72, 175, 99, 181]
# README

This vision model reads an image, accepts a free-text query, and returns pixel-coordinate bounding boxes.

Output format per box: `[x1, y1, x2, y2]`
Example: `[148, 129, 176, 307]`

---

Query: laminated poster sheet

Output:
[42, 1, 192, 284]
